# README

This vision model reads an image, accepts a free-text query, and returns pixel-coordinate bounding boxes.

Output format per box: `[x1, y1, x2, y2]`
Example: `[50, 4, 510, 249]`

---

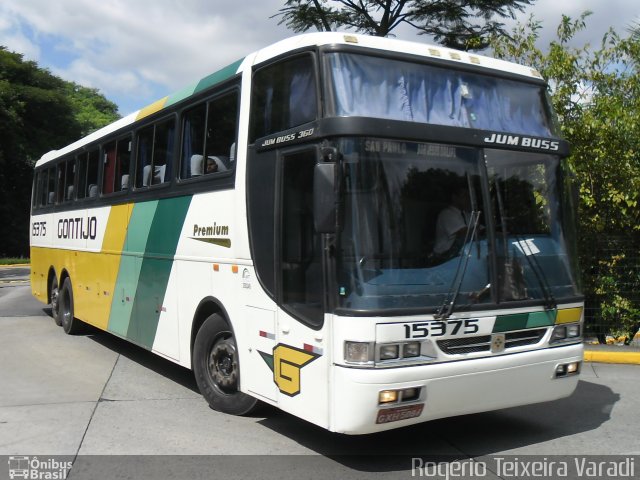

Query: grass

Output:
[0, 258, 30, 265]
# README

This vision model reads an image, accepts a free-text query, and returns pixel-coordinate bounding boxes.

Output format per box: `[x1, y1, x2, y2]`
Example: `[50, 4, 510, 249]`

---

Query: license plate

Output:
[376, 404, 424, 424]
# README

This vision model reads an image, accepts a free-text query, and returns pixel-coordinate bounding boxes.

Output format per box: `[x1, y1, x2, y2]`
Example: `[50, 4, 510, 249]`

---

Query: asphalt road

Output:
[1, 267, 639, 479]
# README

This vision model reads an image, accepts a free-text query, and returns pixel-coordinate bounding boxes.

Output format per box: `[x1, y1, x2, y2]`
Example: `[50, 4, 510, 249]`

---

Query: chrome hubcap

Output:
[208, 338, 238, 392]
[51, 287, 59, 315]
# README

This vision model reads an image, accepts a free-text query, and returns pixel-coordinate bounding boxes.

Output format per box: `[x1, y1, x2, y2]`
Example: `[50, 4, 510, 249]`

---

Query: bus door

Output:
[274, 147, 329, 427]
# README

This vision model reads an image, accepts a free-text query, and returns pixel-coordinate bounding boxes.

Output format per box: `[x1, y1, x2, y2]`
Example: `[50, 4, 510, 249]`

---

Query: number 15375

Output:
[404, 319, 479, 339]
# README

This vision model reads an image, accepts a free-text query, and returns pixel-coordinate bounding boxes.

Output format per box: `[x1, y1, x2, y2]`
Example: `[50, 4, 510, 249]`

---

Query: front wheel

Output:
[193, 314, 258, 415]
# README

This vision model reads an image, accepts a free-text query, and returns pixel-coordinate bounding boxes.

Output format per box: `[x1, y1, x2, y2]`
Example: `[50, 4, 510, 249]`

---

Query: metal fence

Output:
[580, 234, 640, 342]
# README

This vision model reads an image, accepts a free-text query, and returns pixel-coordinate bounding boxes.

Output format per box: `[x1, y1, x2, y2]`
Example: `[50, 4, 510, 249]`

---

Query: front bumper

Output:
[330, 343, 583, 434]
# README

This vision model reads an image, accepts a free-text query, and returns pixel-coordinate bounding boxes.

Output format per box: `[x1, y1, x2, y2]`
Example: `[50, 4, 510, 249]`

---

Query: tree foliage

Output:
[274, 0, 535, 50]
[65, 83, 120, 138]
[491, 14, 640, 340]
[0, 47, 119, 258]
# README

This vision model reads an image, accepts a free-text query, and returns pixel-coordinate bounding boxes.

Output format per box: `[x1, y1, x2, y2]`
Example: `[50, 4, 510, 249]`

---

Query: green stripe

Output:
[108, 255, 138, 337]
[194, 58, 243, 95]
[165, 83, 198, 108]
[493, 310, 557, 333]
[526, 311, 556, 328]
[159, 57, 244, 111]
[127, 201, 159, 253]
[108, 201, 158, 337]
[127, 196, 192, 348]
[493, 313, 528, 332]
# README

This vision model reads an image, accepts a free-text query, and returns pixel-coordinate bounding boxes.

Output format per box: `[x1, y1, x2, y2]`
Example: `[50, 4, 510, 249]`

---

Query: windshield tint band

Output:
[319, 117, 570, 156]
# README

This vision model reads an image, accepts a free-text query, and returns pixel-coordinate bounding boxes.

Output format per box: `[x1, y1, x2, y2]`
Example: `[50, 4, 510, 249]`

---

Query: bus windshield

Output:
[327, 52, 557, 137]
[334, 138, 580, 313]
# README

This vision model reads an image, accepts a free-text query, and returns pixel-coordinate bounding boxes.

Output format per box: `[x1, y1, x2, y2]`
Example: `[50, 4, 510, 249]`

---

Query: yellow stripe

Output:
[136, 96, 168, 121]
[555, 307, 583, 324]
[102, 204, 133, 253]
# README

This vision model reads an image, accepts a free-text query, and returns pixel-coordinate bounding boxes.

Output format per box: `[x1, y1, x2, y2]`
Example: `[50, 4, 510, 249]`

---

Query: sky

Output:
[1, 0, 638, 115]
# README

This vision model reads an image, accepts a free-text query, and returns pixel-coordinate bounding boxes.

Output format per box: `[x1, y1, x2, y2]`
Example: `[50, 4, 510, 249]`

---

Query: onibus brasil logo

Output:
[8, 456, 72, 479]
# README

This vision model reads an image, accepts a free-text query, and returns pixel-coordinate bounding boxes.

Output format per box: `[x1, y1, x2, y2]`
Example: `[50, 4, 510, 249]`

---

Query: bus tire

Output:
[193, 313, 258, 415]
[58, 277, 83, 335]
[50, 275, 62, 326]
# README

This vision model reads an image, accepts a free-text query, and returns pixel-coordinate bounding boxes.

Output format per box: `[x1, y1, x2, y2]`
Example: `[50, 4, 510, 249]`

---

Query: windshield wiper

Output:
[513, 234, 557, 310]
[493, 178, 555, 308]
[493, 178, 528, 302]
[435, 210, 482, 320]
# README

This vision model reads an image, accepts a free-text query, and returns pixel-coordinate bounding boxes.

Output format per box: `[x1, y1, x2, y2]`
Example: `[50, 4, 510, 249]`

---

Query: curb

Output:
[0, 264, 30, 268]
[584, 350, 640, 365]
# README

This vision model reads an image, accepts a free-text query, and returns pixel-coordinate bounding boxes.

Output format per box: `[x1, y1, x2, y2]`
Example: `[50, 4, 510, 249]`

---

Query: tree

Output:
[0, 47, 119, 258]
[65, 83, 119, 138]
[274, 0, 535, 50]
[491, 14, 640, 342]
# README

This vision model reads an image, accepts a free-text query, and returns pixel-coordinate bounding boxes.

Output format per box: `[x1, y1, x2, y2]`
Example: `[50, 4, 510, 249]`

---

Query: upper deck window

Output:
[327, 53, 557, 137]
[250, 54, 317, 142]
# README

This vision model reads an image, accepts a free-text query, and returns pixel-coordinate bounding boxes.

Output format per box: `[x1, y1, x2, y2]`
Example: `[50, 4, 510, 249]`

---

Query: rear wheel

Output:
[193, 313, 258, 415]
[58, 277, 83, 335]
[50, 275, 61, 326]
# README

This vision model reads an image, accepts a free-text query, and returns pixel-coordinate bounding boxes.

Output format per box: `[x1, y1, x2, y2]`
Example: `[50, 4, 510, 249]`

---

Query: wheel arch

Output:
[59, 268, 71, 287]
[52, 268, 72, 306]
[190, 296, 233, 366]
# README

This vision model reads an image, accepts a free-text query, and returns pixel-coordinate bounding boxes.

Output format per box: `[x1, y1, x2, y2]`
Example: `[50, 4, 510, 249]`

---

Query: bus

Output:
[30, 33, 583, 434]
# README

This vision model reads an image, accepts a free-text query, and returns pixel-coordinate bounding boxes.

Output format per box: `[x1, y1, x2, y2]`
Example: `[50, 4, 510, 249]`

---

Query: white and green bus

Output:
[30, 33, 583, 434]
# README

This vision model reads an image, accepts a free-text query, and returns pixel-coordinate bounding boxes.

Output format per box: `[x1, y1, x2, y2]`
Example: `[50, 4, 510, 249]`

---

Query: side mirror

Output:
[313, 162, 338, 234]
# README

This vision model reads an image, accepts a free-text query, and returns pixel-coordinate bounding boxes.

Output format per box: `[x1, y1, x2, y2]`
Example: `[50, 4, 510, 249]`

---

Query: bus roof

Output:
[36, 32, 543, 168]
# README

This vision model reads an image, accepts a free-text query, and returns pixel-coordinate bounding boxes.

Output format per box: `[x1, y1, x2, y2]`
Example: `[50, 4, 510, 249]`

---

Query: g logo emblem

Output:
[259, 344, 320, 397]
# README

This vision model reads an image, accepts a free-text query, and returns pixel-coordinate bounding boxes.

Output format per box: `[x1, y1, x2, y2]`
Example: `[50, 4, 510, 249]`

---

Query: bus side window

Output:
[64, 157, 76, 201]
[39, 169, 48, 206]
[31, 171, 38, 208]
[180, 103, 206, 179]
[250, 54, 317, 143]
[76, 153, 87, 200]
[33, 170, 44, 208]
[152, 118, 174, 185]
[87, 149, 99, 197]
[203, 91, 238, 175]
[136, 126, 154, 188]
[103, 142, 117, 194]
[56, 162, 65, 203]
[136, 119, 174, 188]
[102, 137, 131, 194]
[46, 167, 55, 204]
[115, 138, 131, 192]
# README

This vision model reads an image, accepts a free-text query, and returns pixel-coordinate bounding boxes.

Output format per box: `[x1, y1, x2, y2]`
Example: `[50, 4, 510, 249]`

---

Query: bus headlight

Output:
[550, 323, 582, 344]
[345, 342, 372, 363]
[567, 324, 581, 338]
[551, 326, 567, 342]
[403, 342, 421, 358]
[345, 340, 432, 365]
[379, 344, 399, 360]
